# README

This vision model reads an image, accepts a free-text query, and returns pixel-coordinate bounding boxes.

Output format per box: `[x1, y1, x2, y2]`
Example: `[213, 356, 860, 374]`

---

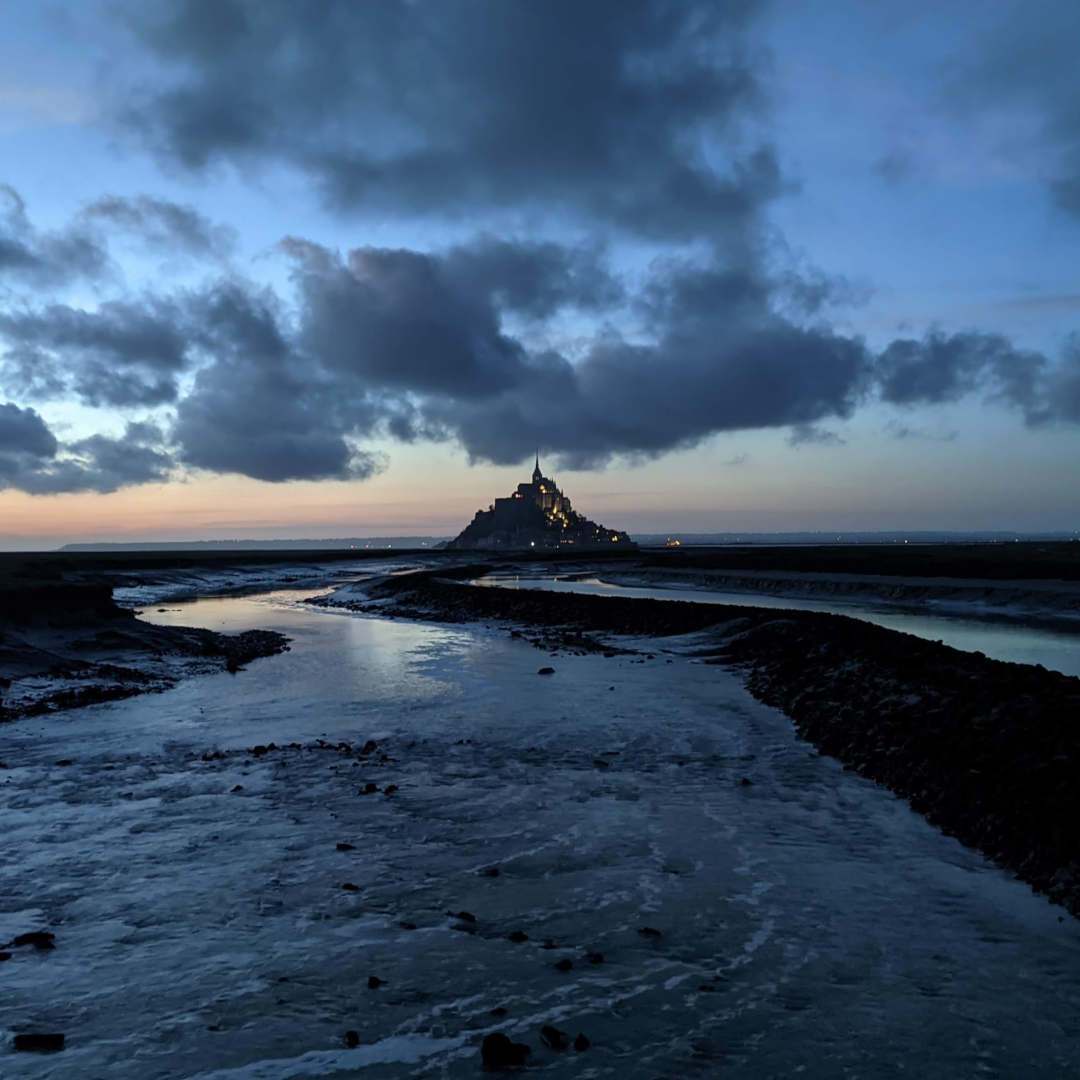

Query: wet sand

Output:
[3, 590, 1079, 1076]
[333, 566, 1080, 918]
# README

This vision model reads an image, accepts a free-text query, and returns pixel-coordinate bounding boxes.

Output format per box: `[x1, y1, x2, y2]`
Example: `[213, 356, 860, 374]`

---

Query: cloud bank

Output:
[0, 0, 1077, 495]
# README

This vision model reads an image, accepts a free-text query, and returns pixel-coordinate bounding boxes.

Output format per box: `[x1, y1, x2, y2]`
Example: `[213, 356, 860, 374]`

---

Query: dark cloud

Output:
[0, 401, 58, 460]
[171, 278, 387, 482]
[81, 194, 237, 258]
[36, 421, 174, 494]
[876, 331, 1048, 420]
[153, 237, 870, 478]
[0, 298, 190, 406]
[117, 0, 775, 239]
[0, 407, 171, 494]
[443, 237, 624, 320]
[0, 184, 110, 289]
[285, 240, 529, 399]
[1046, 334, 1080, 423]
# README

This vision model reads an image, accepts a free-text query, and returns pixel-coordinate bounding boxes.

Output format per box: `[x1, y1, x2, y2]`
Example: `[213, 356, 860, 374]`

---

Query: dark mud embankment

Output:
[360, 567, 1080, 917]
[0, 581, 288, 721]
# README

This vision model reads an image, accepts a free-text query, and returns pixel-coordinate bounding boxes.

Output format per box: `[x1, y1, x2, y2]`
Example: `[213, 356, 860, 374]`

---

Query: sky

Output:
[1, 0, 1079, 548]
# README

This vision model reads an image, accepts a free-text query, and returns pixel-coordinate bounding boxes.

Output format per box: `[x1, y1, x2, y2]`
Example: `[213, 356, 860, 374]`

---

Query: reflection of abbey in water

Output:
[447, 455, 635, 551]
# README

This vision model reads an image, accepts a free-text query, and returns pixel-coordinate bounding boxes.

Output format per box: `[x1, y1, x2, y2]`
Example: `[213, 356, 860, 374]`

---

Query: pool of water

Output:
[3, 590, 1078, 1077]
[474, 574, 1080, 678]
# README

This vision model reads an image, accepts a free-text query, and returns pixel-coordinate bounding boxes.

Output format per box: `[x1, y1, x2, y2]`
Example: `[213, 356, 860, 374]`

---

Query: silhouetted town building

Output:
[447, 455, 635, 551]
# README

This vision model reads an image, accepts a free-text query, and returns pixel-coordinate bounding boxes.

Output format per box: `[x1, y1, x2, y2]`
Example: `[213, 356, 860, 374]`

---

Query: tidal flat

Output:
[2, 550, 1080, 1076]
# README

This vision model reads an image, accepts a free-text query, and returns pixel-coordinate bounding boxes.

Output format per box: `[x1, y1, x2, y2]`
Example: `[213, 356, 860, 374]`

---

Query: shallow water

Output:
[2, 590, 1079, 1077]
[474, 573, 1080, 678]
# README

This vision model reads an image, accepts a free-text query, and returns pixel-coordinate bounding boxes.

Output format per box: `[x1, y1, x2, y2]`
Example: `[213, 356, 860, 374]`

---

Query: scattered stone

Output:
[540, 1025, 569, 1050]
[638, 926, 663, 939]
[383, 784, 399, 795]
[367, 975, 385, 989]
[537, 667, 555, 676]
[697, 983, 717, 992]
[231, 784, 243, 793]
[336, 842, 356, 851]
[341, 882, 360, 892]
[541, 938, 558, 950]
[13, 1033, 65, 1053]
[55, 759, 73, 767]
[481, 1032, 530, 1071]
[344, 1030, 361, 1049]
[359, 739, 378, 755]
[585, 951, 604, 965]
[11, 931, 54, 951]
[359, 782, 379, 795]
[479, 865, 501, 877]
[738, 776, 753, 787]
[450, 910, 477, 923]
[0, 951, 11, 961]
[399, 921, 418, 930]
[507, 930, 529, 943]
[592, 758, 610, 769]
[554, 958, 574, 972]
[574, 1033, 591, 1052]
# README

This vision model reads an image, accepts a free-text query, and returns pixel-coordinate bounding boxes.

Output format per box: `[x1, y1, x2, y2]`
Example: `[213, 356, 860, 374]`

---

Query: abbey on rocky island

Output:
[447, 455, 635, 551]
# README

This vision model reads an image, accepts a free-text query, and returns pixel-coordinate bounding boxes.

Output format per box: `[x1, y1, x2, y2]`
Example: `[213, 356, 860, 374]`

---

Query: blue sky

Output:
[1, 1, 1079, 547]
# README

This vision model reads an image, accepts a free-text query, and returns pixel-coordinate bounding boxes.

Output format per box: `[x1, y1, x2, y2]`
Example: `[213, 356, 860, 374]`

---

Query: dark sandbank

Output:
[0, 575, 287, 721]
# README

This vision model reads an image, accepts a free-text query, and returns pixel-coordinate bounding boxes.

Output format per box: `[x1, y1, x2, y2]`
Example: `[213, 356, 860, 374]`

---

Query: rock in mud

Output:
[540, 1025, 569, 1050]
[481, 1032, 530, 1070]
[537, 666, 555, 675]
[638, 926, 663, 939]
[574, 1033, 591, 1051]
[554, 958, 574, 972]
[344, 1030, 360, 1048]
[336, 842, 355, 851]
[341, 882, 360, 892]
[359, 782, 379, 795]
[11, 930, 55, 950]
[367, 975, 385, 989]
[507, 930, 529, 943]
[13, 1033, 65, 1052]
[449, 910, 477, 923]
[585, 950, 604, 964]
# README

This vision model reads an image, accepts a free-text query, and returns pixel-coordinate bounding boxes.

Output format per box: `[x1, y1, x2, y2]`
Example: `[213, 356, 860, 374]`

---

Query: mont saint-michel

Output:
[447, 455, 635, 551]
